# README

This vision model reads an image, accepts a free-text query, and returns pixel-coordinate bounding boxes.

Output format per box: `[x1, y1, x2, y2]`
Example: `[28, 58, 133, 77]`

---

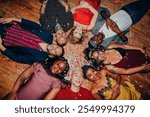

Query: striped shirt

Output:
[3, 24, 44, 50]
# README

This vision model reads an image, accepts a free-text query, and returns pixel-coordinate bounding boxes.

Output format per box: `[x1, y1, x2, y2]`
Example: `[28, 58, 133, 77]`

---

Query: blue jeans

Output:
[121, 0, 150, 25]
[91, 7, 111, 35]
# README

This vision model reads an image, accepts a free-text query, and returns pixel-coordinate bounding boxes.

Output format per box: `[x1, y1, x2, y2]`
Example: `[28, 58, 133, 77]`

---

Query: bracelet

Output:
[118, 32, 128, 42]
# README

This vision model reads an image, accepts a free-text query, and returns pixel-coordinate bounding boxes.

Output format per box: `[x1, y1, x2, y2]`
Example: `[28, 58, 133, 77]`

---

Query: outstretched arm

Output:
[0, 17, 21, 24]
[101, 11, 127, 42]
[105, 70, 121, 99]
[44, 88, 61, 100]
[80, 1, 98, 30]
[58, 0, 69, 12]
[40, 0, 48, 14]
[86, 5, 98, 30]
[0, 36, 6, 51]
[71, 1, 98, 30]
[108, 43, 145, 53]
[71, 5, 82, 14]
[9, 65, 34, 100]
[106, 64, 150, 75]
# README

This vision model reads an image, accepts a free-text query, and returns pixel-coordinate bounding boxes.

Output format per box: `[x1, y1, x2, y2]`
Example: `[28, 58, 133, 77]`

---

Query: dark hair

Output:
[47, 45, 64, 57]
[55, 35, 67, 47]
[88, 32, 105, 49]
[83, 46, 106, 70]
[81, 65, 96, 79]
[41, 57, 70, 84]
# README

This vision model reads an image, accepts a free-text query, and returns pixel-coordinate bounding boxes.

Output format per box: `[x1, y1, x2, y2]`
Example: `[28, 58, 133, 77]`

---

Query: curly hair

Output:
[41, 57, 70, 84]
[81, 65, 99, 79]
[83, 46, 106, 70]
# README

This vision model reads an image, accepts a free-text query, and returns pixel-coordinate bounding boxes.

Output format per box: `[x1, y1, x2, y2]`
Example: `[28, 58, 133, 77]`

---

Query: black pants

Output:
[121, 0, 150, 25]
[39, 0, 73, 33]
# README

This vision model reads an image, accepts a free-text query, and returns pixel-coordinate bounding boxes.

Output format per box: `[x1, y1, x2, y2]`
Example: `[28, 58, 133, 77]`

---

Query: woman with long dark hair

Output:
[82, 65, 141, 100]
[84, 44, 150, 74]
[8, 57, 69, 100]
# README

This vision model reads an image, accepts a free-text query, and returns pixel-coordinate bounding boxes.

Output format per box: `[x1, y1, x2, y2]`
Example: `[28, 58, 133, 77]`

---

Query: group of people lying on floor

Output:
[0, 0, 150, 100]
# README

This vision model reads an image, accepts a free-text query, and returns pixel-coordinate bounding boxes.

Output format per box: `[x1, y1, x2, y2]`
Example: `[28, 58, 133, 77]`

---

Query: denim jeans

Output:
[91, 7, 111, 35]
[121, 0, 150, 25]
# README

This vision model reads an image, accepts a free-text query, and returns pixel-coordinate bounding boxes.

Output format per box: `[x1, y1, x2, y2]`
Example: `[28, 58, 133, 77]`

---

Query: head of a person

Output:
[55, 29, 67, 46]
[47, 44, 64, 57]
[70, 67, 83, 87]
[68, 26, 83, 44]
[42, 57, 69, 82]
[84, 46, 106, 63]
[82, 65, 99, 82]
[88, 32, 105, 49]
[91, 50, 106, 62]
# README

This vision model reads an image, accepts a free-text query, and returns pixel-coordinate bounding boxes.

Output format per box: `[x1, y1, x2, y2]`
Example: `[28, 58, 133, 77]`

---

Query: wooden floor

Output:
[0, 0, 150, 99]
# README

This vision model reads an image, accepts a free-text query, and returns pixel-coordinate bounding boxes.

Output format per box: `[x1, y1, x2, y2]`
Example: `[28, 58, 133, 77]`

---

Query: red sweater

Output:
[55, 86, 94, 100]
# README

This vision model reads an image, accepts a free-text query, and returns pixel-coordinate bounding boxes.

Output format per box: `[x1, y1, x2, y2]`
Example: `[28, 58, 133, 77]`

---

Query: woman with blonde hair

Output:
[68, 0, 101, 44]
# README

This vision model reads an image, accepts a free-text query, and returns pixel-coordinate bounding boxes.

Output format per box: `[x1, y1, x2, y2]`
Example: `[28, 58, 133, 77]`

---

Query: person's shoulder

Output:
[33, 63, 43, 71]
[80, 87, 94, 99]
[80, 87, 90, 93]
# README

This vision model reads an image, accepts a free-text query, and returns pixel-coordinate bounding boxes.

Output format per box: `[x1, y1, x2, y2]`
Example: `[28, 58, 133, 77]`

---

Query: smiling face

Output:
[85, 68, 99, 82]
[92, 50, 106, 62]
[47, 44, 63, 56]
[73, 26, 83, 40]
[71, 68, 83, 87]
[91, 33, 104, 45]
[55, 29, 67, 46]
[50, 60, 67, 74]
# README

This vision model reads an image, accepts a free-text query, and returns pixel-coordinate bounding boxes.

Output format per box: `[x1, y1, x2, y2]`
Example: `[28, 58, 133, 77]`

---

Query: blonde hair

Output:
[67, 28, 83, 44]
[71, 67, 83, 79]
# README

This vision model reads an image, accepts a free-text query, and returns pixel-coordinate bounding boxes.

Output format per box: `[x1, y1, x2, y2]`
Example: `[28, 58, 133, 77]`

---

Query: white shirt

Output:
[99, 10, 133, 39]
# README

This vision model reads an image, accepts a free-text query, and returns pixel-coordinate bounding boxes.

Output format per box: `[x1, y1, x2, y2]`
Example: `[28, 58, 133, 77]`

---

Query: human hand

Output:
[140, 48, 146, 54]
[106, 18, 121, 33]
[0, 37, 6, 51]
[143, 63, 150, 71]
[9, 92, 18, 100]
[110, 85, 120, 100]
[65, 4, 69, 12]
[0, 18, 13, 24]
[0, 36, 2, 44]
[42, 0, 48, 6]
[140, 47, 149, 56]
[106, 18, 113, 29]
[41, 0, 48, 14]
[112, 84, 119, 91]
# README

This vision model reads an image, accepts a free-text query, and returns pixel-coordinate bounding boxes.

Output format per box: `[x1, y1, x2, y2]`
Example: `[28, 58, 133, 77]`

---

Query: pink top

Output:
[17, 63, 63, 100]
